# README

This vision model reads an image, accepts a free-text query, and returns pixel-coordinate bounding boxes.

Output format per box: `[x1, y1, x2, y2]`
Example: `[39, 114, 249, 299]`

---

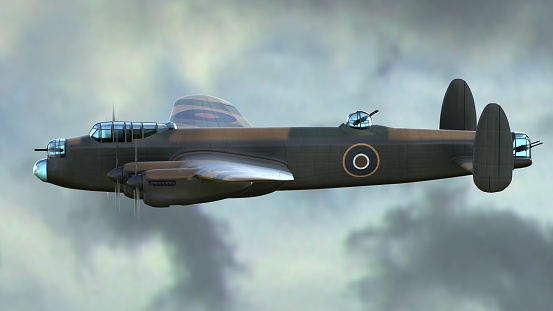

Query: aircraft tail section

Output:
[440, 79, 477, 131]
[472, 103, 513, 192]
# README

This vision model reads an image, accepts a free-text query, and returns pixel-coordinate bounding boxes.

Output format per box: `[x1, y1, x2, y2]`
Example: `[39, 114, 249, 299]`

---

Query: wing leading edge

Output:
[170, 95, 252, 128]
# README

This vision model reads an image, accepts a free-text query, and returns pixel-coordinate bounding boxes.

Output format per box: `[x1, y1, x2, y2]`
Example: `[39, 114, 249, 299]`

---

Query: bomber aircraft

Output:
[34, 79, 541, 210]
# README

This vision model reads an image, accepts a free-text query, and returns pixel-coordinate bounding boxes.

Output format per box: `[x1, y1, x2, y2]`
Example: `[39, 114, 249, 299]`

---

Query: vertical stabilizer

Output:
[440, 79, 477, 131]
[473, 104, 513, 192]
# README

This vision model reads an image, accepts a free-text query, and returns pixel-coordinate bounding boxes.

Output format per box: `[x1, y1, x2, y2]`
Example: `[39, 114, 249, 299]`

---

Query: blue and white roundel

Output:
[342, 143, 380, 177]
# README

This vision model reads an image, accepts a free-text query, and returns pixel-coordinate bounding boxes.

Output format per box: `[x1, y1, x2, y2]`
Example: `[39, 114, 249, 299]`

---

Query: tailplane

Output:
[444, 80, 541, 192]
[440, 79, 477, 131]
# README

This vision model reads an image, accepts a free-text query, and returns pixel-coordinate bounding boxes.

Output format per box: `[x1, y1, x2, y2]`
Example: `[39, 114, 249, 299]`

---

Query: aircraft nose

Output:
[33, 158, 48, 182]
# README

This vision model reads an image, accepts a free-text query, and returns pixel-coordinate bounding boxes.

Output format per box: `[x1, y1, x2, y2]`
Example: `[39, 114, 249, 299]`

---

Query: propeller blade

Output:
[135, 138, 138, 167]
[134, 136, 139, 219]
[110, 103, 121, 212]
[116, 179, 121, 211]
[134, 188, 138, 218]
[130, 181, 140, 220]
[115, 135, 119, 168]
[114, 109, 119, 211]
[137, 188, 140, 220]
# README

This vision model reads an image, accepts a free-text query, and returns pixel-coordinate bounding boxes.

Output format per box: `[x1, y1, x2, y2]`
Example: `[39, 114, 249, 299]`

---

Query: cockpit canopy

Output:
[89, 121, 177, 143]
[346, 110, 372, 129]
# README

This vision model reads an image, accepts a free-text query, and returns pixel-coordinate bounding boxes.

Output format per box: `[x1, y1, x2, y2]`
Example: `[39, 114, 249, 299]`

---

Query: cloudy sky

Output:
[1, 1, 553, 310]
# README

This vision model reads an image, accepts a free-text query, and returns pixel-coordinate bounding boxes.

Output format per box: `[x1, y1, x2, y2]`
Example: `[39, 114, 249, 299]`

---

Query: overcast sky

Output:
[1, 1, 552, 311]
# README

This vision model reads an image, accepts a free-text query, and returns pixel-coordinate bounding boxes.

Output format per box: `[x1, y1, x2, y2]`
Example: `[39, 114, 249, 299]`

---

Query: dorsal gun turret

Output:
[346, 110, 378, 129]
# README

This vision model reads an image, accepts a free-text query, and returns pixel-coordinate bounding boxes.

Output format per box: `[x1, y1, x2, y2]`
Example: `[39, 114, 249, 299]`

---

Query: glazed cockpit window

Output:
[113, 122, 125, 142]
[89, 121, 176, 142]
[89, 123, 101, 140]
[99, 122, 113, 142]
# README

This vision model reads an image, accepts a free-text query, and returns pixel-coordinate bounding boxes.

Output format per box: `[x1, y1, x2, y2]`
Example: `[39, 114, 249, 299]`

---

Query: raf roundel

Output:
[342, 143, 380, 177]
[353, 153, 370, 170]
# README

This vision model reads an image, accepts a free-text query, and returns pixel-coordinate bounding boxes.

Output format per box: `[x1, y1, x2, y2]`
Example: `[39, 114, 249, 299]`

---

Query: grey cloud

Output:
[347, 186, 553, 311]
[536, 114, 553, 136]
[0, 279, 47, 311]
[68, 198, 241, 311]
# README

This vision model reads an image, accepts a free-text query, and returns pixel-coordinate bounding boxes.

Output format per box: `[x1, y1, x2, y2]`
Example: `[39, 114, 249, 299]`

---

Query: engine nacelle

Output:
[127, 168, 252, 207]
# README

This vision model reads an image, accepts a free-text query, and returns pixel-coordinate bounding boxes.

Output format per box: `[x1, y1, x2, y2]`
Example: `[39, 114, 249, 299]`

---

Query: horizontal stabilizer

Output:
[473, 104, 513, 192]
[440, 79, 477, 131]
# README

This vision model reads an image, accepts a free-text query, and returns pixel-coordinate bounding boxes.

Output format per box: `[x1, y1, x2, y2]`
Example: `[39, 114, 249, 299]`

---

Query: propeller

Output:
[113, 105, 121, 211]
[106, 114, 143, 219]
[134, 134, 140, 219]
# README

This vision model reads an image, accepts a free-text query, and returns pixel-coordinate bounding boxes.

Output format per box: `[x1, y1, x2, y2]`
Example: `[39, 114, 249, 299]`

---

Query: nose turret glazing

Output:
[33, 159, 47, 182]
[47, 139, 66, 158]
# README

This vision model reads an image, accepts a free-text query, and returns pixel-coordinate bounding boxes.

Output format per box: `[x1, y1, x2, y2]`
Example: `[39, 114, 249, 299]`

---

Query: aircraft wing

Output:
[170, 95, 252, 128]
[177, 153, 294, 182]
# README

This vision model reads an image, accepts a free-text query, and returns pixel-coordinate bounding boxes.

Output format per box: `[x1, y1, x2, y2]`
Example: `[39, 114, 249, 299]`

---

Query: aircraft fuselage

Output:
[34, 79, 539, 207]
[45, 124, 475, 196]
